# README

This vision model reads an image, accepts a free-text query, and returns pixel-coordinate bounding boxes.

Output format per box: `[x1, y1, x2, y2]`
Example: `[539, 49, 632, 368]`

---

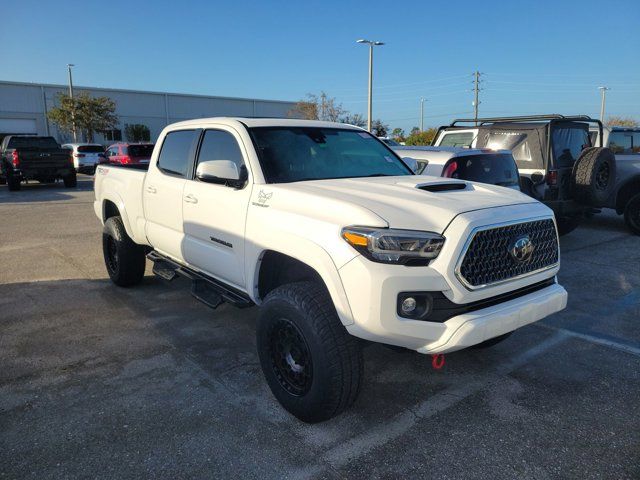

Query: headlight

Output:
[341, 226, 445, 265]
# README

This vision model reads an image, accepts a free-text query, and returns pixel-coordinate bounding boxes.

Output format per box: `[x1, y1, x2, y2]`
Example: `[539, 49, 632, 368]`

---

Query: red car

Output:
[105, 143, 154, 166]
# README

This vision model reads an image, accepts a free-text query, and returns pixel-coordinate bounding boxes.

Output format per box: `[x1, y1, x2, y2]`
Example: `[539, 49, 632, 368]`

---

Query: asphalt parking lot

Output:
[1, 176, 639, 479]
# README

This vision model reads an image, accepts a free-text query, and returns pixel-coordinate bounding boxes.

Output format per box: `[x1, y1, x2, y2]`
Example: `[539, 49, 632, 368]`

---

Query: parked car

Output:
[0, 135, 76, 191]
[587, 125, 640, 234]
[95, 117, 567, 422]
[433, 115, 617, 235]
[105, 143, 154, 166]
[394, 146, 520, 190]
[378, 136, 400, 146]
[62, 143, 105, 174]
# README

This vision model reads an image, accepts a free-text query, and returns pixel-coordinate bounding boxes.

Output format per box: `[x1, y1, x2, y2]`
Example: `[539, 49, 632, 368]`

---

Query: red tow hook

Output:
[431, 353, 445, 370]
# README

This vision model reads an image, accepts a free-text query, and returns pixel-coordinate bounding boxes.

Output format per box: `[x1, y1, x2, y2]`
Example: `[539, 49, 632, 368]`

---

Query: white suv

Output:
[62, 143, 105, 174]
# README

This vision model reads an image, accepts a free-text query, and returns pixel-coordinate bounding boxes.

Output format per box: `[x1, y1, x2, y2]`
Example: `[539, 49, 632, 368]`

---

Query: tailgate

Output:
[19, 150, 72, 170]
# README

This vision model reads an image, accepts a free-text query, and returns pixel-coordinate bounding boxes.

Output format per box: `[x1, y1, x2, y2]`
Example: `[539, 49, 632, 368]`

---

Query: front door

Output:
[182, 128, 252, 289]
[143, 129, 198, 262]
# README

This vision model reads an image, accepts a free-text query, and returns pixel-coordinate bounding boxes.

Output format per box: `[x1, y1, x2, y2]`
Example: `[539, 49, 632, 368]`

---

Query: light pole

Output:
[67, 63, 77, 142]
[356, 39, 384, 132]
[598, 86, 610, 122]
[420, 98, 427, 132]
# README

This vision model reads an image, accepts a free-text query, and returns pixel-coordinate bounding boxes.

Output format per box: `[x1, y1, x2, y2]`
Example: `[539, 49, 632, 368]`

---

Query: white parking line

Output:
[536, 323, 640, 357]
[290, 332, 568, 478]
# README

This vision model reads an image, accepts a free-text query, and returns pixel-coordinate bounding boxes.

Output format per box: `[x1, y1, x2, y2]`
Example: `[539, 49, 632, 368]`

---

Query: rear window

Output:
[608, 131, 640, 154]
[552, 127, 590, 168]
[442, 153, 519, 188]
[128, 144, 154, 157]
[78, 145, 104, 153]
[439, 131, 475, 147]
[7, 137, 59, 149]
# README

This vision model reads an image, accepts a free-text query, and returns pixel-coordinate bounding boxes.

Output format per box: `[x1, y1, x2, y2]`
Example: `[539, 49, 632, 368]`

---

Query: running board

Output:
[147, 251, 254, 309]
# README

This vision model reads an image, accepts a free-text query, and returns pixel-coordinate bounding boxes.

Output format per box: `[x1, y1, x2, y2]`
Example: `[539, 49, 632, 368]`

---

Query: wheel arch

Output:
[615, 175, 640, 214]
[101, 194, 134, 239]
[250, 247, 355, 326]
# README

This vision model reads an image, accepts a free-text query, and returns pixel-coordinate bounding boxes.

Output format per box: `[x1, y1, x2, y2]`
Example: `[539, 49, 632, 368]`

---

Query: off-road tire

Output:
[7, 176, 21, 191]
[556, 216, 581, 236]
[469, 332, 512, 349]
[102, 216, 146, 287]
[624, 193, 640, 235]
[257, 281, 363, 423]
[572, 147, 616, 207]
[63, 173, 77, 188]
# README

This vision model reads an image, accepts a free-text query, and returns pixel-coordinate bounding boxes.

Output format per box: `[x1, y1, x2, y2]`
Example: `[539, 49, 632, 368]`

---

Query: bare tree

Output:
[289, 92, 346, 122]
[606, 116, 639, 127]
[340, 113, 366, 128]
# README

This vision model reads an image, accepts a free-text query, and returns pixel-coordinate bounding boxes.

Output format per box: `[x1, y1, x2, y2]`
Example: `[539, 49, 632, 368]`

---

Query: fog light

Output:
[401, 297, 417, 314]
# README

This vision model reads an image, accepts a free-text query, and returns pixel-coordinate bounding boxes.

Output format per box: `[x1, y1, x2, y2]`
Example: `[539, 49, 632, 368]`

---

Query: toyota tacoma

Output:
[94, 118, 567, 422]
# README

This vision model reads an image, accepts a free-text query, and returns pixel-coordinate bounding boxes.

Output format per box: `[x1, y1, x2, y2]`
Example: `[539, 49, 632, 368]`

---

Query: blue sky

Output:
[3, 0, 639, 132]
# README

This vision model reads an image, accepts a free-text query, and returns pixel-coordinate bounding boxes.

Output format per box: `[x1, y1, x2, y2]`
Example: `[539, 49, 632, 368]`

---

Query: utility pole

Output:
[67, 63, 77, 142]
[356, 39, 384, 132]
[420, 98, 427, 132]
[598, 86, 610, 122]
[473, 71, 482, 126]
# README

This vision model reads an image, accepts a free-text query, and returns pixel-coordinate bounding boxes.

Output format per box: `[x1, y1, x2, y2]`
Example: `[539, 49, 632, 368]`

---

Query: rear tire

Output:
[7, 176, 21, 191]
[63, 173, 77, 188]
[624, 193, 640, 235]
[572, 147, 616, 206]
[257, 281, 363, 423]
[102, 216, 146, 287]
[556, 216, 581, 236]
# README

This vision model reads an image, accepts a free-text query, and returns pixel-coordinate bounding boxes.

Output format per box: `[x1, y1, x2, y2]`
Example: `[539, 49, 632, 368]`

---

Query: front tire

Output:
[102, 216, 146, 287]
[624, 193, 640, 235]
[63, 173, 77, 188]
[7, 176, 21, 191]
[257, 281, 363, 423]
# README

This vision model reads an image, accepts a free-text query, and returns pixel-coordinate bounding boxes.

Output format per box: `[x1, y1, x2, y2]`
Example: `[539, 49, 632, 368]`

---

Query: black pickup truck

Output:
[0, 136, 77, 191]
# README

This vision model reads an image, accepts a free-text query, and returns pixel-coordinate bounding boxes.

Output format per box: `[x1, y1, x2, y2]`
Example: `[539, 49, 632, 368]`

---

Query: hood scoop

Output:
[416, 182, 468, 192]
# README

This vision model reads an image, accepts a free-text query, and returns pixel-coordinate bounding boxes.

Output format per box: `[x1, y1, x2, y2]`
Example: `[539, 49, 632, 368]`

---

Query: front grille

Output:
[457, 218, 559, 289]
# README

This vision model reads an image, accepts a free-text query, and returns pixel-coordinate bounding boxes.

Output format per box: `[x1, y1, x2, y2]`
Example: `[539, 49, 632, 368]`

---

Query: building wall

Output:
[0, 81, 296, 145]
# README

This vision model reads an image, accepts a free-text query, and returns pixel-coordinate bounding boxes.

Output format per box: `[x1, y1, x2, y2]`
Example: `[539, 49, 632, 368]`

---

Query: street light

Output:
[420, 98, 427, 132]
[598, 86, 610, 122]
[67, 63, 77, 142]
[356, 39, 384, 132]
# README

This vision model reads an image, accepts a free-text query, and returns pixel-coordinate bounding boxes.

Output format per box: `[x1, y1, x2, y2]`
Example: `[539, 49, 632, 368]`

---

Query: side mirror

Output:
[196, 160, 246, 187]
[402, 157, 419, 173]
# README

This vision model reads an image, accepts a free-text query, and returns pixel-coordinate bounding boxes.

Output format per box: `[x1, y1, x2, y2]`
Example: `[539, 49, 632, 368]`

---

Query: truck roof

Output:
[165, 117, 364, 130]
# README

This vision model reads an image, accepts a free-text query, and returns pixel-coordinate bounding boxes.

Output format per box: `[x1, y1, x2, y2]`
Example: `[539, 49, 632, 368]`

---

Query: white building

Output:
[0, 80, 297, 144]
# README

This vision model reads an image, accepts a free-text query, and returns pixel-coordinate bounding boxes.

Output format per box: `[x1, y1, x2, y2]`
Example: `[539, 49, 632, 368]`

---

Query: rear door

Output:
[182, 127, 252, 288]
[143, 129, 199, 262]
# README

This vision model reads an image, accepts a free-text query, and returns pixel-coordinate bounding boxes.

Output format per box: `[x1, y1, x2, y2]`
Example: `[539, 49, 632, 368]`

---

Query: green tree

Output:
[404, 127, 438, 146]
[372, 119, 389, 137]
[48, 92, 118, 142]
[391, 127, 405, 142]
[606, 116, 639, 127]
[125, 124, 151, 142]
[410, 126, 420, 136]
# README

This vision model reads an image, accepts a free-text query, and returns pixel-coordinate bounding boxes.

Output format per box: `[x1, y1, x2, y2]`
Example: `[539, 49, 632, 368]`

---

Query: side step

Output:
[147, 251, 254, 309]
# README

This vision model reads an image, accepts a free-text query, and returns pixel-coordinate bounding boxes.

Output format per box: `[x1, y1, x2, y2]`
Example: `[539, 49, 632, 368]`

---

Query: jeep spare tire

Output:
[572, 147, 616, 207]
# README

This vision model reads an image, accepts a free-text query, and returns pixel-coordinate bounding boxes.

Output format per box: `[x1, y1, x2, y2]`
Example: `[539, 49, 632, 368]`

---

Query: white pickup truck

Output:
[94, 118, 567, 422]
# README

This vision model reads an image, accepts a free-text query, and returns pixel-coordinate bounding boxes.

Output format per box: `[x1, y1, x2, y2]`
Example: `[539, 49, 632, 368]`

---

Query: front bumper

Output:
[339, 253, 567, 352]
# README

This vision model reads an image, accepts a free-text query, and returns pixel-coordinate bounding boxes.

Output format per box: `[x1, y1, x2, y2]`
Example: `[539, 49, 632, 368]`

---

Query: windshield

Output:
[128, 144, 154, 157]
[78, 145, 104, 153]
[7, 136, 59, 149]
[442, 153, 519, 188]
[249, 127, 413, 183]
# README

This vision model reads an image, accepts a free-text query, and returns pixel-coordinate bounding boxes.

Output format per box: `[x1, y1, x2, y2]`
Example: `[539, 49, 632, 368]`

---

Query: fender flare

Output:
[101, 193, 136, 240]
[247, 238, 356, 327]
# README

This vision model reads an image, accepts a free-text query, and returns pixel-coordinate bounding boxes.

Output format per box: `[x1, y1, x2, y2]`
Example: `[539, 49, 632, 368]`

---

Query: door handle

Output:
[184, 193, 198, 204]
[146, 185, 157, 194]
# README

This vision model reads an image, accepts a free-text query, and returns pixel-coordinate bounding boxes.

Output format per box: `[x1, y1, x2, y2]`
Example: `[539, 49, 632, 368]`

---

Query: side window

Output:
[196, 129, 245, 171]
[157, 130, 197, 177]
[609, 131, 640, 154]
[439, 131, 474, 147]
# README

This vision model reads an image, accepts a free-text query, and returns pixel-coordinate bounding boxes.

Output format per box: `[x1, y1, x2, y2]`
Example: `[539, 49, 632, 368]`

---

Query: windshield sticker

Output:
[384, 156, 395, 163]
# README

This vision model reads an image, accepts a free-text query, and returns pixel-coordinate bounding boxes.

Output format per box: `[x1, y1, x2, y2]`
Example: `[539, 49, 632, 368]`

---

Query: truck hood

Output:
[269, 175, 539, 233]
